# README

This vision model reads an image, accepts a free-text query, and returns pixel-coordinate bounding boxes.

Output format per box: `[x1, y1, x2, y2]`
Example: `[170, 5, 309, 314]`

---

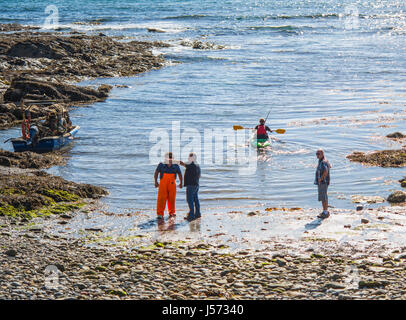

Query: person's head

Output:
[316, 149, 324, 160]
[259, 118, 265, 125]
[188, 152, 197, 163]
[164, 152, 173, 163]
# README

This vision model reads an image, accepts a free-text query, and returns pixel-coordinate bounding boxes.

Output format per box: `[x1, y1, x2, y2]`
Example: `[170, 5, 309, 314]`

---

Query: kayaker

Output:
[314, 149, 331, 219]
[179, 153, 201, 221]
[154, 152, 183, 219]
[255, 118, 272, 140]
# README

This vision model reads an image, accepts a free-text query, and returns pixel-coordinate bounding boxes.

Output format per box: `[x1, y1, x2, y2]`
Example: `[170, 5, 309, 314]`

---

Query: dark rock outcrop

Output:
[387, 132, 406, 140]
[0, 149, 65, 169]
[0, 23, 39, 32]
[0, 28, 166, 129]
[387, 191, 406, 203]
[0, 170, 107, 214]
[4, 76, 112, 104]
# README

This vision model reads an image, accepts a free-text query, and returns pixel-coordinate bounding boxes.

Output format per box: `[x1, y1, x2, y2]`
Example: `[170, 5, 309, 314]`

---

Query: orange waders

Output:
[157, 173, 177, 217]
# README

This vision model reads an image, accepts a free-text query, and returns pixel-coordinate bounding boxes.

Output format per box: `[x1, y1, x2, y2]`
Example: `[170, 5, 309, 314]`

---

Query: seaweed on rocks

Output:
[0, 170, 107, 219]
[347, 149, 406, 167]
[0, 149, 65, 169]
[3, 76, 111, 104]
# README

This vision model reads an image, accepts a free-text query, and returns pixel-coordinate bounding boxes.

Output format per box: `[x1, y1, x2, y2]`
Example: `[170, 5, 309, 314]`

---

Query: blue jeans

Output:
[186, 185, 200, 219]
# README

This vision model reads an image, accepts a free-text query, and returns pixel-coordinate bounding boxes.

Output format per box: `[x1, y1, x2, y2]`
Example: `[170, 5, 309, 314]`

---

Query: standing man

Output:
[315, 149, 331, 219]
[180, 153, 201, 221]
[154, 152, 182, 219]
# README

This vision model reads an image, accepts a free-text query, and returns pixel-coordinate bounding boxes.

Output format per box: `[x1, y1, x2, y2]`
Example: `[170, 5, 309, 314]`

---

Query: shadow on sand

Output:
[305, 218, 324, 230]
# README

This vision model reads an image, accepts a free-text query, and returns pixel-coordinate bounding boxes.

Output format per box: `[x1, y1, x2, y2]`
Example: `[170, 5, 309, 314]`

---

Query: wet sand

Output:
[1, 203, 406, 299]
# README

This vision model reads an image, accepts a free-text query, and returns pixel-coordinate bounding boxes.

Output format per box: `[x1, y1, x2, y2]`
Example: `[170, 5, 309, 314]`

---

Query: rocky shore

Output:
[0, 23, 163, 228]
[0, 165, 107, 219]
[0, 23, 166, 129]
[2, 214, 406, 300]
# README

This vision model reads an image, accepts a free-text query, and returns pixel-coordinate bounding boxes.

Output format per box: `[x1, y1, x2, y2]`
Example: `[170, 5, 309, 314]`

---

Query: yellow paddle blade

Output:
[275, 129, 286, 134]
[233, 125, 244, 130]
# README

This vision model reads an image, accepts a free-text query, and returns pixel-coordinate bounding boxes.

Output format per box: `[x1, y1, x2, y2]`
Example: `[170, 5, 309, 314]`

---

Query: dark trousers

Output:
[186, 185, 200, 219]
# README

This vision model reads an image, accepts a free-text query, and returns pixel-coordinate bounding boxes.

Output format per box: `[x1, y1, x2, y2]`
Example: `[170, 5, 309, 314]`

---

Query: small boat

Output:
[250, 133, 271, 149]
[11, 126, 80, 153]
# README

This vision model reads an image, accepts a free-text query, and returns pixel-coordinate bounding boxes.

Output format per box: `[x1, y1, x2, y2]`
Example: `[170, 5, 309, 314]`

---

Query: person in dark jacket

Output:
[180, 153, 201, 221]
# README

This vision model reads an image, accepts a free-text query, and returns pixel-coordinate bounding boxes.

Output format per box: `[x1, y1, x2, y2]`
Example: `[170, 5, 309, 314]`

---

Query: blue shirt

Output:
[156, 163, 181, 180]
[315, 159, 330, 185]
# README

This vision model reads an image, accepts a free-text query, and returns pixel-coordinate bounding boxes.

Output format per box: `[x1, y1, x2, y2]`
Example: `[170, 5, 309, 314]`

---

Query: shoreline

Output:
[2, 204, 406, 299]
[0, 23, 168, 222]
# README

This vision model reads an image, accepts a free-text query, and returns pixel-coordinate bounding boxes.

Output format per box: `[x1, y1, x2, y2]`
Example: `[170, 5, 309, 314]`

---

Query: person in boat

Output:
[41, 111, 59, 137]
[254, 118, 272, 140]
[20, 105, 39, 146]
[65, 112, 73, 131]
[25, 110, 39, 145]
[57, 111, 67, 134]
[179, 153, 201, 221]
[154, 152, 183, 219]
[314, 149, 331, 219]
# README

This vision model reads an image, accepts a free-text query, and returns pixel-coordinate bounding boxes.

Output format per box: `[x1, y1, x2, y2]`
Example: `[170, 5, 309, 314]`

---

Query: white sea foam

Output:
[41, 21, 188, 34]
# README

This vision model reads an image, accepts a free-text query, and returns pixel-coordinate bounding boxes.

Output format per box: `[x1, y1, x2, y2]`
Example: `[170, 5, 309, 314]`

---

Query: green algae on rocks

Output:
[0, 170, 107, 219]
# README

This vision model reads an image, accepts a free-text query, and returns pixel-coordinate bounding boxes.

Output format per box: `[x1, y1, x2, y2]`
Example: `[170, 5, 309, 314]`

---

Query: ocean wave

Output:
[234, 13, 339, 21]
[44, 21, 187, 33]
[163, 54, 230, 64]
[162, 14, 210, 20]
[246, 25, 303, 34]
[248, 25, 298, 31]
[277, 13, 339, 20]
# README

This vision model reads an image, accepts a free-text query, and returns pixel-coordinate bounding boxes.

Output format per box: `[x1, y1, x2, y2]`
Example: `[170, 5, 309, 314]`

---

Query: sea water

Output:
[1, 0, 405, 216]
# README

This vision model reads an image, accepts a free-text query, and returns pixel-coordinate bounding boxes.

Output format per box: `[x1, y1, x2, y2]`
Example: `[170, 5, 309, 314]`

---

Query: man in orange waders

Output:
[154, 152, 183, 219]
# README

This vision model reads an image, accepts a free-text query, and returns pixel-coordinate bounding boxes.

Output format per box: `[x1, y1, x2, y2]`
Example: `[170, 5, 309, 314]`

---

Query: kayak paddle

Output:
[233, 125, 286, 134]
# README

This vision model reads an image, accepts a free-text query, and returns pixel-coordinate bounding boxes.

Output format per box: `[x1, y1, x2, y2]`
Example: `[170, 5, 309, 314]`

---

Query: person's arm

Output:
[266, 126, 273, 133]
[179, 160, 186, 167]
[154, 163, 161, 188]
[178, 171, 183, 189]
[197, 166, 201, 179]
[154, 169, 159, 188]
[318, 163, 328, 183]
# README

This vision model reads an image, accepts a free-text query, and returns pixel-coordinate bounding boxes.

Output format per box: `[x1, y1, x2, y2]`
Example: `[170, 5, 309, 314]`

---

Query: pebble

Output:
[5, 249, 17, 257]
